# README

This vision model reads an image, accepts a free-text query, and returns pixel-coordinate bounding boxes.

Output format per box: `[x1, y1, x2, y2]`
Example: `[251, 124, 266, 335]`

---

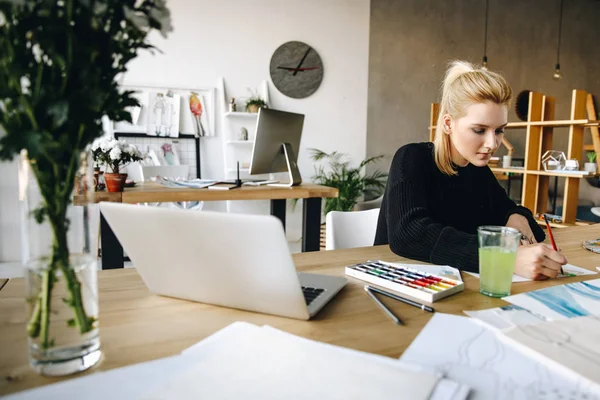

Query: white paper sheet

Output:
[142, 323, 440, 400]
[6, 322, 443, 400]
[466, 263, 596, 282]
[464, 305, 547, 330]
[400, 313, 600, 400]
[503, 278, 600, 320]
[501, 316, 600, 391]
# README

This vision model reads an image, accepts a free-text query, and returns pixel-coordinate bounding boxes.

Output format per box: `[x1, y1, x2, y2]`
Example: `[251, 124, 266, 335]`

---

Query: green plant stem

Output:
[39, 267, 56, 349]
[25, 151, 95, 348]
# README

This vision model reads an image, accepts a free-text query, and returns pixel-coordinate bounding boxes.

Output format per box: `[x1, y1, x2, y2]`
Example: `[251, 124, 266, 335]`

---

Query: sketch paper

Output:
[400, 313, 600, 400]
[466, 263, 596, 282]
[464, 305, 547, 330]
[501, 316, 600, 391]
[142, 322, 440, 400]
[503, 278, 600, 320]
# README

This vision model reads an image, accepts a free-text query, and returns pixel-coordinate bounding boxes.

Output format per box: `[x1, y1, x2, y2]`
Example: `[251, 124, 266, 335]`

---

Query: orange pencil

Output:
[543, 214, 564, 275]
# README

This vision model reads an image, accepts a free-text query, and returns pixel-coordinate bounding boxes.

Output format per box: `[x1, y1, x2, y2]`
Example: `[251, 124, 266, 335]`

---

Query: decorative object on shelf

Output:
[480, 0, 490, 70]
[584, 152, 597, 174]
[229, 97, 237, 112]
[307, 149, 388, 215]
[564, 159, 579, 171]
[270, 41, 324, 99]
[502, 155, 512, 168]
[239, 127, 249, 141]
[245, 97, 268, 113]
[542, 150, 567, 171]
[515, 90, 531, 121]
[189, 92, 206, 137]
[0, 0, 171, 376]
[552, 0, 565, 80]
[92, 137, 144, 192]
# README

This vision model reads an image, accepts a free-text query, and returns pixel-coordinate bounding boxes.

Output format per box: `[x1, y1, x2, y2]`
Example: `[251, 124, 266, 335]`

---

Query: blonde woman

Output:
[374, 61, 567, 280]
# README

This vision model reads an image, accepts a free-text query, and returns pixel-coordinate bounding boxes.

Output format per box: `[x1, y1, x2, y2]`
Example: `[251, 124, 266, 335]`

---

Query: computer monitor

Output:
[249, 108, 305, 186]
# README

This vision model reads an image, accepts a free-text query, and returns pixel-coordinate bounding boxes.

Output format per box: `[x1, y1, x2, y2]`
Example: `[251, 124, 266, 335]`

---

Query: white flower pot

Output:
[584, 162, 597, 174]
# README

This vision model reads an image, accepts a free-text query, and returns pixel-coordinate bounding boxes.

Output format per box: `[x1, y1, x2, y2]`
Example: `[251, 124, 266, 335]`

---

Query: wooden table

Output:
[85, 183, 338, 269]
[1, 224, 599, 395]
[0, 279, 7, 292]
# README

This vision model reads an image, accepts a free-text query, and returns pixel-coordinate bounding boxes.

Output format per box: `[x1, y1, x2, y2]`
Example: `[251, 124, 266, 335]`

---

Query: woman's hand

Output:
[506, 213, 536, 245]
[514, 243, 568, 280]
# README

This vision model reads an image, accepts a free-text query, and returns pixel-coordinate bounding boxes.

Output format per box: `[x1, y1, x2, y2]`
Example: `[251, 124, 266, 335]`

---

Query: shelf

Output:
[114, 132, 198, 139]
[504, 119, 599, 129]
[224, 112, 259, 117]
[226, 140, 254, 145]
[524, 170, 598, 178]
[428, 119, 600, 131]
[490, 167, 526, 174]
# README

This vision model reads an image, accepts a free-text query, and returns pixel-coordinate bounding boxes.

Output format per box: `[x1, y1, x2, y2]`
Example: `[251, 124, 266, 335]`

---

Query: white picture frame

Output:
[113, 84, 216, 137]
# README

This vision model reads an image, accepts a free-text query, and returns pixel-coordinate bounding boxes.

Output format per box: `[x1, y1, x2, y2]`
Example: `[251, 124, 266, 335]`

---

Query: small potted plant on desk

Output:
[92, 137, 143, 192]
[584, 151, 597, 174]
[305, 149, 388, 249]
[245, 97, 268, 113]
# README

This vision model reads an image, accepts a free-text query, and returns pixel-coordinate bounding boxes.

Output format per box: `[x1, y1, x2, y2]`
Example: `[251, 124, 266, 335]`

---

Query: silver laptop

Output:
[99, 203, 347, 320]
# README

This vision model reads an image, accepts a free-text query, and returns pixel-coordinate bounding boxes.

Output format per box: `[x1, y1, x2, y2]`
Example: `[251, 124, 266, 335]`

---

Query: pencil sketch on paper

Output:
[400, 314, 600, 400]
[503, 317, 600, 390]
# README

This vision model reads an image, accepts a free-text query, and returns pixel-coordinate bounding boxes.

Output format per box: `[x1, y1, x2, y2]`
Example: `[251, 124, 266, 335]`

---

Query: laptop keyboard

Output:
[302, 286, 325, 306]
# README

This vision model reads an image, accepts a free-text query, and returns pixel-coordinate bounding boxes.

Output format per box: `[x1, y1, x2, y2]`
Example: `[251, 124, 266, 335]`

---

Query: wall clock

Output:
[269, 41, 324, 99]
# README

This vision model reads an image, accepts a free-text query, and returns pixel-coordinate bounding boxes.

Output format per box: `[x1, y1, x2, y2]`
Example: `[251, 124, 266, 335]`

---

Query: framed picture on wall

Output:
[112, 84, 216, 137]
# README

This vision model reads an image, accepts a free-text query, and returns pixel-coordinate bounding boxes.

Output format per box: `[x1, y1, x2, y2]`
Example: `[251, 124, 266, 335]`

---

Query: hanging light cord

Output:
[556, 0, 564, 66]
[483, 0, 489, 62]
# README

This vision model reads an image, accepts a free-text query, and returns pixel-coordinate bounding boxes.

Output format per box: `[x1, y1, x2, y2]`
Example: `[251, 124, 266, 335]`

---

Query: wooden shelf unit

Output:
[429, 89, 600, 225]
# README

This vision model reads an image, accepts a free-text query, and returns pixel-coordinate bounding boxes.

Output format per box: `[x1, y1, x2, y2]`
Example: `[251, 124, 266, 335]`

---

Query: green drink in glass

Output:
[477, 226, 520, 297]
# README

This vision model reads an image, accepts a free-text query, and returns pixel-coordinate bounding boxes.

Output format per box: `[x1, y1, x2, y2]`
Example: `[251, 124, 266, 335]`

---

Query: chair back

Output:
[325, 208, 380, 250]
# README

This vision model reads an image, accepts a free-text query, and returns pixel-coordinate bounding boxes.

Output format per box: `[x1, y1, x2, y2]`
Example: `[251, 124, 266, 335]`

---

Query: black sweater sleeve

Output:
[382, 146, 480, 272]
[484, 167, 546, 242]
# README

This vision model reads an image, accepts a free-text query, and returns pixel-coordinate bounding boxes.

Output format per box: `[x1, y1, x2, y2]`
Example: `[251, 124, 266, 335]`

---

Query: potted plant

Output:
[304, 149, 387, 249]
[584, 151, 597, 174]
[309, 149, 387, 214]
[245, 97, 268, 113]
[0, 0, 171, 375]
[91, 137, 144, 192]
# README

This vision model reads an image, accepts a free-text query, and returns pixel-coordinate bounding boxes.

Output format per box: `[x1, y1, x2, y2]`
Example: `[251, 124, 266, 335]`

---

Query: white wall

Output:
[0, 0, 370, 261]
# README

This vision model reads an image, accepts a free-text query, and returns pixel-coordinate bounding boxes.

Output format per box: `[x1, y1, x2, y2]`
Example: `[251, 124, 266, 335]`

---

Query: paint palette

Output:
[582, 238, 600, 254]
[345, 260, 464, 303]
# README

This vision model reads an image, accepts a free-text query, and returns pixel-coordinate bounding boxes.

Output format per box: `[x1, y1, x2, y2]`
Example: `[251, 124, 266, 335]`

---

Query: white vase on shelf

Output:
[584, 162, 597, 174]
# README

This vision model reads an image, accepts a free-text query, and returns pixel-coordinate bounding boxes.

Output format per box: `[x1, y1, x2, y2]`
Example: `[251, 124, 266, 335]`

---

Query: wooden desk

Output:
[87, 183, 338, 269]
[1, 224, 598, 395]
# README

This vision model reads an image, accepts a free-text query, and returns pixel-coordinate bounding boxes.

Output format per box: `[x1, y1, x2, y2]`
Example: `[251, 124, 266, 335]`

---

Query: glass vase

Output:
[19, 151, 101, 376]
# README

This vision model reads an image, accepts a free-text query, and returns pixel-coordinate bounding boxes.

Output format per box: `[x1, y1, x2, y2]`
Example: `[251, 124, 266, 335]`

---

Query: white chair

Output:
[325, 208, 380, 250]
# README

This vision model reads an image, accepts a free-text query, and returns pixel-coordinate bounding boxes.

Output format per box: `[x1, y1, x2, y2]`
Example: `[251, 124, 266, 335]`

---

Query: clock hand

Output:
[277, 66, 320, 71]
[293, 47, 312, 76]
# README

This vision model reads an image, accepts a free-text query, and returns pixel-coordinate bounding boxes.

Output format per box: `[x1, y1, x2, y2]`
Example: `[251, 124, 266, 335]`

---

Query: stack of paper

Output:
[6, 322, 466, 400]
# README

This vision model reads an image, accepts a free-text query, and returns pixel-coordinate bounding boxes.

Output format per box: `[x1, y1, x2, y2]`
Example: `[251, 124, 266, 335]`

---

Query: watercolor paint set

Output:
[345, 260, 464, 303]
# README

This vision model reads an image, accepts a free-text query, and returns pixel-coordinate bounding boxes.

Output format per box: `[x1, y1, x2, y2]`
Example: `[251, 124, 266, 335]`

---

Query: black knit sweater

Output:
[374, 142, 545, 273]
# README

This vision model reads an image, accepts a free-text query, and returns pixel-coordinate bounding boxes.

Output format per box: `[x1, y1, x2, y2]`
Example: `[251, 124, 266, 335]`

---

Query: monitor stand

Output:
[268, 143, 302, 187]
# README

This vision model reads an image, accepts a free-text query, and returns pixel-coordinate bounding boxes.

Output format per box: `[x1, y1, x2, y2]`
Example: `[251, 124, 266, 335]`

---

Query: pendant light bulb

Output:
[482, 56, 488, 71]
[553, 63, 562, 80]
